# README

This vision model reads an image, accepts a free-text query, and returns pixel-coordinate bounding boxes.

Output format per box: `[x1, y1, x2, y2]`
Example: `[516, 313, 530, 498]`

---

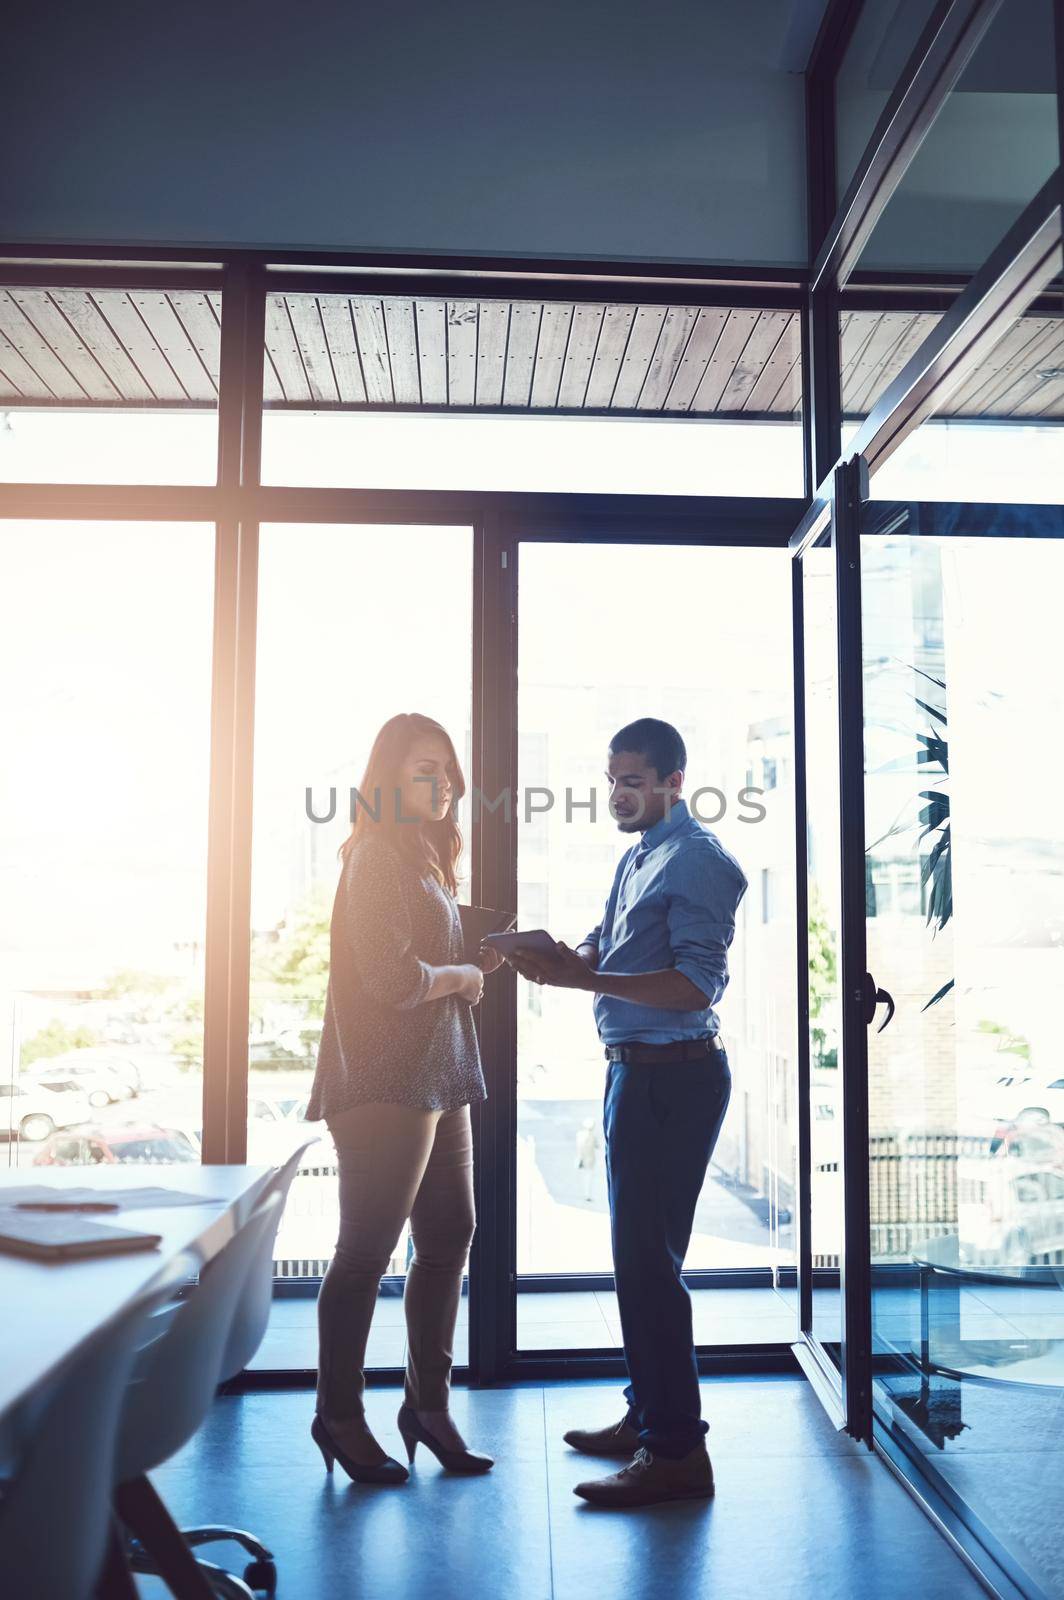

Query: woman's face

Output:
[396, 732, 456, 825]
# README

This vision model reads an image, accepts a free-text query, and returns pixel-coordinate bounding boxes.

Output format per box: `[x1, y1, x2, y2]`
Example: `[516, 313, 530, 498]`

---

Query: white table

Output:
[0, 1164, 272, 1430]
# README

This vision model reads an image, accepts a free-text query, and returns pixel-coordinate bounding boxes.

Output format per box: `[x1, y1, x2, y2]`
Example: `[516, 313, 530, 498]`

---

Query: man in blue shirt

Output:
[508, 718, 746, 1508]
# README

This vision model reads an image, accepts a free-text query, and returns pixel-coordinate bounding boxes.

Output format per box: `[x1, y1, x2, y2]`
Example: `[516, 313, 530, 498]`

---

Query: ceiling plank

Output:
[842, 312, 916, 418]
[0, 289, 86, 399]
[0, 325, 54, 400]
[1006, 324, 1064, 417]
[88, 290, 190, 402]
[47, 289, 154, 402]
[719, 311, 793, 411]
[611, 305, 668, 409]
[839, 308, 876, 394]
[638, 305, 699, 410]
[691, 308, 760, 411]
[529, 302, 573, 409]
[474, 301, 506, 406]
[263, 295, 311, 403]
[167, 291, 221, 395]
[352, 299, 393, 404]
[285, 295, 340, 404]
[383, 297, 420, 404]
[965, 319, 1064, 417]
[447, 300, 480, 405]
[584, 305, 636, 408]
[415, 300, 447, 406]
[742, 312, 801, 412]
[662, 307, 729, 411]
[845, 311, 939, 417]
[556, 304, 605, 408]
[7, 289, 120, 401]
[134, 291, 220, 403]
[948, 318, 1058, 416]
[502, 302, 543, 407]
[318, 297, 367, 404]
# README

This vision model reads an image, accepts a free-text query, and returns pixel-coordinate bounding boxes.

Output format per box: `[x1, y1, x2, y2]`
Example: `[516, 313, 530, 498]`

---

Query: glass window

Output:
[857, 305, 1064, 501]
[835, 0, 939, 200]
[856, 1, 1059, 274]
[259, 293, 804, 496]
[247, 522, 472, 1369]
[516, 542, 797, 1351]
[0, 521, 214, 1165]
[0, 283, 220, 483]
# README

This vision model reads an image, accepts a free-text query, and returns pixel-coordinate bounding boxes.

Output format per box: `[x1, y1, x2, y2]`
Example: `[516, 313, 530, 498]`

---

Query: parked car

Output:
[989, 1073, 1064, 1127]
[989, 1120, 1064, 1166]
[247, 1094, 324, 1163]
[960, 1158, 1064, 1265]
[27, 1054, 138, 1108]
[32, 1123, 199, 1166]
[0, 1080, 95, 1142]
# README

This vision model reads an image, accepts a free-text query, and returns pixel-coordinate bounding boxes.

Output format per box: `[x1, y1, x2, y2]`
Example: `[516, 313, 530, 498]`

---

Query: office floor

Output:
[140, 1377, 987, 1600]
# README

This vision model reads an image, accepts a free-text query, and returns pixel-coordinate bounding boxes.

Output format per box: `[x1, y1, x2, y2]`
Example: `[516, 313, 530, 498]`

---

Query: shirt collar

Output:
[637, 796, 689, 855]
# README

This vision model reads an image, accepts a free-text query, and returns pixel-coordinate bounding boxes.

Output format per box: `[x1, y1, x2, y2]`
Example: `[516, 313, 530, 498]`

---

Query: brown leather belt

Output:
[604, 1034, 726, 1065]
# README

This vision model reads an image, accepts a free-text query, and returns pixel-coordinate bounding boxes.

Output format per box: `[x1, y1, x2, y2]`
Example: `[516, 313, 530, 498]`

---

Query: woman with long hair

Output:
[307, 712, 502, 1484]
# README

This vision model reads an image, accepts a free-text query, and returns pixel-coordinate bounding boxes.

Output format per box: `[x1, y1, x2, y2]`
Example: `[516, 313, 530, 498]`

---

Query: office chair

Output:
[129, 1142, 312, 1598]
[0, 1265, 183, 1600]
[178, 1139, 314, 1596]
[114, 1189, 283, 1600]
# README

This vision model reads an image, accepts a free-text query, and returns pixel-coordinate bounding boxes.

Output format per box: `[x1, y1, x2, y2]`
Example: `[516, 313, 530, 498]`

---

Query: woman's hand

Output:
[456, 963, 485, 1005]
[478, 942, 505, 975]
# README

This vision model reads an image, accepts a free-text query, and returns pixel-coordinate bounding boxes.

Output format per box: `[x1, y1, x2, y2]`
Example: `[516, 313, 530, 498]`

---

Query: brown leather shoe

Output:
[563, 1417, 641, 1457]
[573, 1444, 715, 1508]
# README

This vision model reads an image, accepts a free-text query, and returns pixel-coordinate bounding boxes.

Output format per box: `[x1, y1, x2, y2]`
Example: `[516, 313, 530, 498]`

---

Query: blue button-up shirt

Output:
[583, 798, 747, 1046]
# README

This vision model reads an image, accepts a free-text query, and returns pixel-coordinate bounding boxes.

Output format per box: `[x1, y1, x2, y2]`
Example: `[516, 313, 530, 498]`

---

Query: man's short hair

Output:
[608, 718, 687, 780]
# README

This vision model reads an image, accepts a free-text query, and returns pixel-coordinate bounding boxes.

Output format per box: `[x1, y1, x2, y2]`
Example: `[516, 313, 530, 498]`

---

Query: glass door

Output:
[793, 462, 874, 1442]
[515, 536, 797, 1355]
[858, 494, 1064, 1596]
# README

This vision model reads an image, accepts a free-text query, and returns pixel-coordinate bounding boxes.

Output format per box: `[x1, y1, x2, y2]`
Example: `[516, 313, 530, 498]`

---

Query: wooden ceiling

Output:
[260, 295, 802, 416]
[1, 287, 1063, 422]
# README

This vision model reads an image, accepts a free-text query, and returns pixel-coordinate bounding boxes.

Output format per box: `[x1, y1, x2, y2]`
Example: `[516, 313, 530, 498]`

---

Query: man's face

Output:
[605, 749, 682, 834]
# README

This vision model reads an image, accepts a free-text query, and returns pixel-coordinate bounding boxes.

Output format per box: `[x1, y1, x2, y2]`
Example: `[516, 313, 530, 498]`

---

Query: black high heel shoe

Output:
[311, 1412, 409, 1485]
[397, 1403, 494, 1474]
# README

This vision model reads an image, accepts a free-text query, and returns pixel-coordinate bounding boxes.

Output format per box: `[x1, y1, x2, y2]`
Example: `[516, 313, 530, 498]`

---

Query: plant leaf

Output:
[922, 979, 955, 1010]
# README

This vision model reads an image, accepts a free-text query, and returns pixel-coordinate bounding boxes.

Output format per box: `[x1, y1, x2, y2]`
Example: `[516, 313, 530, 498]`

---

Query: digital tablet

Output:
[480, 928, 560, 961]
[457, 904, 517, 964]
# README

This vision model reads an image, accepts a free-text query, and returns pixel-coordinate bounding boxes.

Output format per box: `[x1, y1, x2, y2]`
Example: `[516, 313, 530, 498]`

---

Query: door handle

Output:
[860, 972, 896, 1032]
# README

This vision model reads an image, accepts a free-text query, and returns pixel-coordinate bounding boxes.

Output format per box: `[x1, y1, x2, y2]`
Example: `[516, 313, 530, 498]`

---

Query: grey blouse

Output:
[306, 833, 486, 1121]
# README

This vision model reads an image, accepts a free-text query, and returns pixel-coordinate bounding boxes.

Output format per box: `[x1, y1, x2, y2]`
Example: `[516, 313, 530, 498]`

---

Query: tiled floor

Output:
[250, 1286, 796, 1369]
[141, 1377, 988, 1600]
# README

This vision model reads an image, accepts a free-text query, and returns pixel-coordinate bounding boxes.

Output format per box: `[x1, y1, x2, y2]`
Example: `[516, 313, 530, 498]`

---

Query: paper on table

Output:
[1, 1185, 226, 1212]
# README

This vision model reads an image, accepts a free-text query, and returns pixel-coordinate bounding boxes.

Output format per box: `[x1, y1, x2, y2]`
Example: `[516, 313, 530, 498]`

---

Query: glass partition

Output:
[515, 540, 797, 1350]
[835, 0, 939, 200]
[859, 499, 1064, 1598]
[0, 521, 214, 1167]
[258, 292, 804, 496]
[0, 284, 221, 483]
[248, 521, 473, 1367]
[857, 0, 1059, 274]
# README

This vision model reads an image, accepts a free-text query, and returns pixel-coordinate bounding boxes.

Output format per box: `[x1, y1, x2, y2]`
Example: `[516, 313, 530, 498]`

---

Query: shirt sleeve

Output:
[342, 839, 432, 1010]
[663, 847, 747, 1008]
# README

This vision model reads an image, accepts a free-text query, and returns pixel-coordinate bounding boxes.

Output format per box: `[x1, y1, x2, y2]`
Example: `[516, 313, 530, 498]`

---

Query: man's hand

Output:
[505, 940, 595, 991]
